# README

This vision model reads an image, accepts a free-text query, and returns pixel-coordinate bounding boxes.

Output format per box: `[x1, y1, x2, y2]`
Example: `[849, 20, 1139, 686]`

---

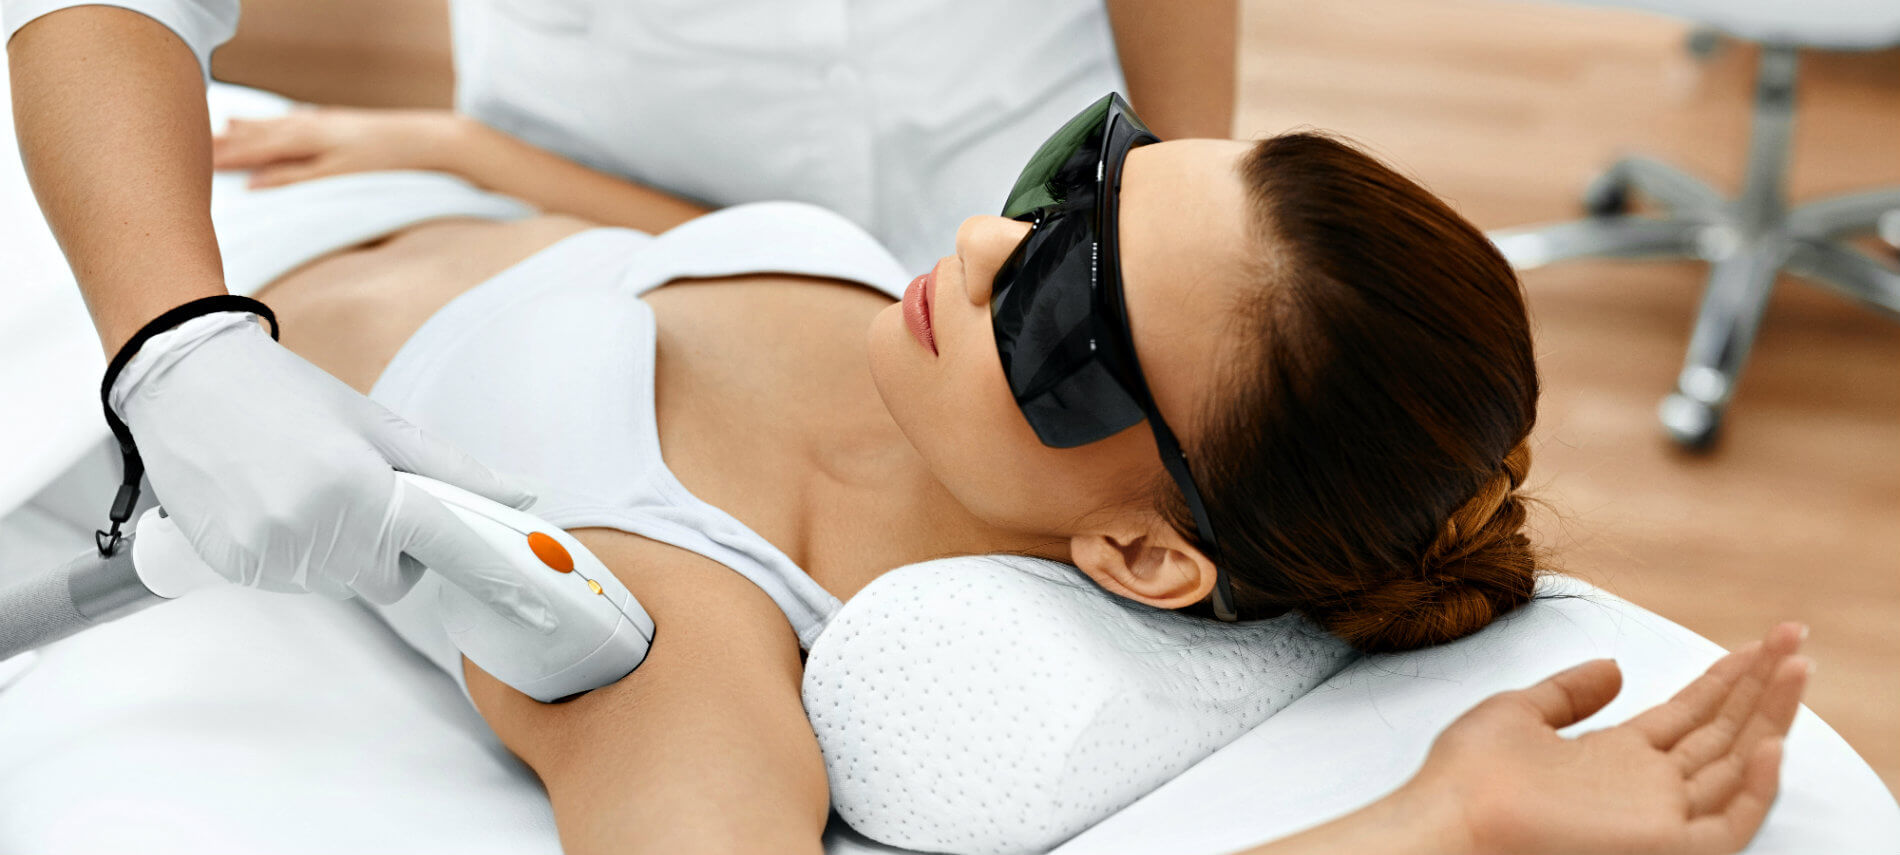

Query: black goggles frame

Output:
[990, 93, 1238, 622]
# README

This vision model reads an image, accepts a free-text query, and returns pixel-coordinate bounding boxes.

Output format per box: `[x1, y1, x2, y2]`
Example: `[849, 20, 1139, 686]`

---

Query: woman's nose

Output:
[954, 215, 1034, 306]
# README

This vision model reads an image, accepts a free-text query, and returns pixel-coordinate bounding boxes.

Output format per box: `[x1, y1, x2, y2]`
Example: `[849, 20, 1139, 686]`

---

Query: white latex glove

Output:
[109, 311, 556, 633]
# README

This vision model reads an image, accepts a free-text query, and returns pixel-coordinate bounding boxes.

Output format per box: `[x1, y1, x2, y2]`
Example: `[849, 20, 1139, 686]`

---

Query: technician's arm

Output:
[6, 3, 561, 630]
[8, 6, 225, 353]
[1104, 0, 1237, 140]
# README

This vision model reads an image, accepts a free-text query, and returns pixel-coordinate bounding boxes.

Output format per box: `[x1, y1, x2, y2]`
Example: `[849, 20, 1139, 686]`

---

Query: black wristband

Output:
[94, 295, 280, 556]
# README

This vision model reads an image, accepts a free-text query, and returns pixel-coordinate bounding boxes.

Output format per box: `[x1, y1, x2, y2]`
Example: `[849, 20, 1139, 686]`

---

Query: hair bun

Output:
[1309, 443, 1538, 653]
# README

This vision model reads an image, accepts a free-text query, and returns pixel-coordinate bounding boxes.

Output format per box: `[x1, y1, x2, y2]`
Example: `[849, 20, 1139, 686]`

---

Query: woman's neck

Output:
[791, 399, 1072, 602]
[644, 277, 1068, 603]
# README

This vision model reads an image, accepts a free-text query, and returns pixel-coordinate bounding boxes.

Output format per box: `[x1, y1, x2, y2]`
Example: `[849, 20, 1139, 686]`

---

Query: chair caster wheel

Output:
[1659, 393, 1721, 451]
[1583, 171, 1631, 217]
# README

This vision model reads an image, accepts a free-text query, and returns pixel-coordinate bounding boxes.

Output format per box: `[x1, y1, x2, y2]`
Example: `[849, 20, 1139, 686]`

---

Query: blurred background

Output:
[3, 0, 1896, 793]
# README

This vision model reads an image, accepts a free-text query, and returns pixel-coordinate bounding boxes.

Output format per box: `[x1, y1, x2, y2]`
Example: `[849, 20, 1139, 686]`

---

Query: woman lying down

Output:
[191, 94, 1810, 854]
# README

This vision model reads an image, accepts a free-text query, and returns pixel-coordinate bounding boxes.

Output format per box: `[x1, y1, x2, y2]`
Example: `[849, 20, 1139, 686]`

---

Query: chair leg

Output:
[1588, 156, 1726, 219]
[1653, 45, 1802, 450]
[1488, 216, 1705, 270]
[1787, 189, 1900, 241]
[1733, 46, 1798, 236]
[1786, 239, 1900, 317]
[1657, 241, 1785, 449]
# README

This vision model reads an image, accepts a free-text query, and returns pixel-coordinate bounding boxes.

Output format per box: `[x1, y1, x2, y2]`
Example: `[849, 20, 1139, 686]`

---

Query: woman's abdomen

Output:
[255, 214, 596, 393]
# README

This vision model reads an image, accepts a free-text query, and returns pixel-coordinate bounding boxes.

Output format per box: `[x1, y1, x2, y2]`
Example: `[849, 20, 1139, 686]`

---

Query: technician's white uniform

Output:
[0, 0, 1127, 272]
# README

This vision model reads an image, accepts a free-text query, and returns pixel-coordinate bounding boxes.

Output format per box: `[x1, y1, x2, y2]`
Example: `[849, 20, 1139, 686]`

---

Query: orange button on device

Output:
[526, 532, 573, 572]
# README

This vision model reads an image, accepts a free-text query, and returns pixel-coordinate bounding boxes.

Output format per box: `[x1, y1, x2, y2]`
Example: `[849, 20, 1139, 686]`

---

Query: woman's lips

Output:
[903, 269, 937, 356]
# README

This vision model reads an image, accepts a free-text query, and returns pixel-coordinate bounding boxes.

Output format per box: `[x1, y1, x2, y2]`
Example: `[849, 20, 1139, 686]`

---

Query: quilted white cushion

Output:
[804, 555, 1357, 855]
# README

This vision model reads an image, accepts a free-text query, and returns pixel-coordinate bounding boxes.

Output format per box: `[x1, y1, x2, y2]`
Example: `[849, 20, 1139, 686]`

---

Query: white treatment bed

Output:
[2, 73, 1897, 855]
[3, 497, 1897, 855]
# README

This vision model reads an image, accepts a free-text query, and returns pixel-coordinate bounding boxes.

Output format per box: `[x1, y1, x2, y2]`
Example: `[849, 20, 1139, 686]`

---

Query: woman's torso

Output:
[261, 212, 948, 608]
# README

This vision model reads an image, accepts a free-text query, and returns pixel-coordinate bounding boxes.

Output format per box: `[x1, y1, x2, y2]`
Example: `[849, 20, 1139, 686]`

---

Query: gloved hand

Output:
[109, 311, 557, 633]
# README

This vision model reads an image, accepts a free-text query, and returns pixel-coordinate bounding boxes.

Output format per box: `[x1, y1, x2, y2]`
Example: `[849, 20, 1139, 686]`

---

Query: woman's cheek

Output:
[948, 349, 1048, 505]
[869, 300, 1047, 525]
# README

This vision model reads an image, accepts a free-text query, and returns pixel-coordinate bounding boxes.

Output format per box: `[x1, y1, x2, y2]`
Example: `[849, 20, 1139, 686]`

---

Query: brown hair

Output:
[1164, 132, 1540, 653]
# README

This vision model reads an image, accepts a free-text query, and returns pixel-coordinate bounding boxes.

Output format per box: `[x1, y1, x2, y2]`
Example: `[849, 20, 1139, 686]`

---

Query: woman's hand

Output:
[212, 107, 473, 188]
[1402, 622, 1811, 855]
[211, 106, 707, 233]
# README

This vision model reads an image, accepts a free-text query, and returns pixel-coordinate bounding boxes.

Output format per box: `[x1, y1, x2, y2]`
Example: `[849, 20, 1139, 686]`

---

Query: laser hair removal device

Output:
[0, 473, 654, 703]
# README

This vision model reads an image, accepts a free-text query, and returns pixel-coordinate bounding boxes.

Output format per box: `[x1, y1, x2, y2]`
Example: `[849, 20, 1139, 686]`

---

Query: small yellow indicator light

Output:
[587, 579, 603, 595]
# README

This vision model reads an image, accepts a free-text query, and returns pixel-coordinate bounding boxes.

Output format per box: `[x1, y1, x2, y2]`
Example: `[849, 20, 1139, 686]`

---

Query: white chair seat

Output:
[1569, 0, 1900, 49]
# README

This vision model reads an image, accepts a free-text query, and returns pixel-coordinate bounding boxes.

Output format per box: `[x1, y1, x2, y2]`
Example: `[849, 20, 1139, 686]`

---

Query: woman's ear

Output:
[1068, 524, 1218, 610]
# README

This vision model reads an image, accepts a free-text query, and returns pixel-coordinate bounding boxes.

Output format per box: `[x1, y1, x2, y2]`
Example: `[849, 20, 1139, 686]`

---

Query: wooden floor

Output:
[1236, 0, 1900, 792]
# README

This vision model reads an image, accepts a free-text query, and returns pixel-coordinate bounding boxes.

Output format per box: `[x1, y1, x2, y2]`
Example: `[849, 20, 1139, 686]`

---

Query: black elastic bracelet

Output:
[94, 295, 279, 556]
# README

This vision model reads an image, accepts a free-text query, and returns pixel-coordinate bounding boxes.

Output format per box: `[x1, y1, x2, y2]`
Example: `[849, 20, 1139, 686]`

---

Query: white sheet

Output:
[0, 488, 913, 854]
[1056, 577, 1900, 854]
[2, 493, 1895, 855]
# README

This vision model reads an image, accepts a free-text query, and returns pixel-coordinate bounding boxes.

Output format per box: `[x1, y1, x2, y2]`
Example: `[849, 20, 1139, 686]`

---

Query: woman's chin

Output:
[867, 301, 944, 451]
[865, 303, 908, 405]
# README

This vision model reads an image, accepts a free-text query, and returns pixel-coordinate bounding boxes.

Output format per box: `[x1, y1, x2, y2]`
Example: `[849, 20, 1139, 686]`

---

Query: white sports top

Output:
[368, 203, 912, 649]
[1, 0, 1124, 273]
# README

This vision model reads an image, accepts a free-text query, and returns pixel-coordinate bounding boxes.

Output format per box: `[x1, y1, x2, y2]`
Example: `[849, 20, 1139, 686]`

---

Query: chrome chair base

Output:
[1489, 45, 1900, 450]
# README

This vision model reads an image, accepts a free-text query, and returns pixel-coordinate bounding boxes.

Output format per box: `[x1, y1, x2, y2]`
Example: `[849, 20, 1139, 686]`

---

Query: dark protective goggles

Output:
[990, 92, 1238, 622]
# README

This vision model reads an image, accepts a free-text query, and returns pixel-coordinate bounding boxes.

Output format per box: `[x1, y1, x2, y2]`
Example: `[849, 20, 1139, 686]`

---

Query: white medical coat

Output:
[2, 0, 1126, 272]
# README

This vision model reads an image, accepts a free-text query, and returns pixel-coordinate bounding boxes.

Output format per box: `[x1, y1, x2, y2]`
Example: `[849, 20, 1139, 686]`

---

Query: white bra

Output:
[368, 202, 913, 649]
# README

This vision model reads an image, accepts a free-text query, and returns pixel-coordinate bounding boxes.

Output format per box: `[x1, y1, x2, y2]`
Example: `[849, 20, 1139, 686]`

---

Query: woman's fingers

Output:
[1511, 657, 1624, 729]
[1684, 737, 1785, 855]
[1668, 651, 1777, 771]
[1628, 641, 1760, 750]
[247, 158, 337, 189]
[213, 117, 325, 169]
[1685, 749, 1751, 818]
[1629, 622, 1804, 752]
[1670, 626, 1806, 773]
[1726, 654, 1811, 765]
[215, 135, 313, 168]
[1684, 655, 1809, 817]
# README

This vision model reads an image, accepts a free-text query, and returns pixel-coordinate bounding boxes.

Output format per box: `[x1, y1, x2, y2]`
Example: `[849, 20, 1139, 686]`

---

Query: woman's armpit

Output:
[460, 529, 828, 850]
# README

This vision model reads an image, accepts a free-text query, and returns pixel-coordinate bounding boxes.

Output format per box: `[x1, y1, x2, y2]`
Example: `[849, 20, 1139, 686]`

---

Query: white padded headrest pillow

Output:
[802, 555, 1358, 855]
